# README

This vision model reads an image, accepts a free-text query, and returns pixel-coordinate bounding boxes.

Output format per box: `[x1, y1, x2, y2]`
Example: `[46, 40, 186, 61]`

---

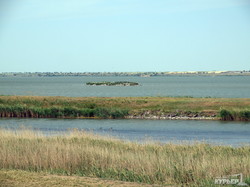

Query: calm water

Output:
[1, 76, 250, 98]
[1, 118, 250, 146]
[1, 76, 250, 146]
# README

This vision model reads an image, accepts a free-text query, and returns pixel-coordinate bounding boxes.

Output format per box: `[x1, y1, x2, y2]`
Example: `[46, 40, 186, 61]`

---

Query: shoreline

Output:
[0, 115, 217, 121]
[126, 115, 217, 120]
[1, 71, 250, 77]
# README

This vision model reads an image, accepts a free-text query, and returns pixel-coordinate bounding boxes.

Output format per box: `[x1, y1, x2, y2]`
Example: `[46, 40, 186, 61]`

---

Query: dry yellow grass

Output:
[1, 95, 250, 111]
[0, 169, 158, 187]
[0, 129, 249, 186]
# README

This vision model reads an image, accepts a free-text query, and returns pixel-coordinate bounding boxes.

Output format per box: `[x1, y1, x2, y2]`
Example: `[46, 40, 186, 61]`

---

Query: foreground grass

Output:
[0, 169, 154, 187]
[0, 129, 249, 186]
[0, 96, 250, 120]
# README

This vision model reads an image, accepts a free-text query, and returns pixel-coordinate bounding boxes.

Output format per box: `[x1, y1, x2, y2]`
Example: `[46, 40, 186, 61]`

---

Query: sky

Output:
[0, 0, 250, 72]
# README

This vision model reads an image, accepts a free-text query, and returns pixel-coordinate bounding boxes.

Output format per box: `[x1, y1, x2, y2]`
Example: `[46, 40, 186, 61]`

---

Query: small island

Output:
[86, 81, 139, 86]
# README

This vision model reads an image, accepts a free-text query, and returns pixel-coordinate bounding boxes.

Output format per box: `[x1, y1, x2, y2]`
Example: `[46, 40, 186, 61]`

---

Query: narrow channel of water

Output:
[1, 118, 250, 146]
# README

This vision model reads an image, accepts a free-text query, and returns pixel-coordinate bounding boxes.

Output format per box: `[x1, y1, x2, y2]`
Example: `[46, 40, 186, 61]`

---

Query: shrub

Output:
[110, 109, 129, 119]
[79, 108, 94, 117]
[239, 111, 250, 121]
[94, 108, 111, 118]
[220, 109, 234, 121]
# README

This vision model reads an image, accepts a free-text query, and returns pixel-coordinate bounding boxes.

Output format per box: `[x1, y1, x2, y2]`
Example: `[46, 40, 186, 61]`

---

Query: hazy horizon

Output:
[1, 70, 250, 74]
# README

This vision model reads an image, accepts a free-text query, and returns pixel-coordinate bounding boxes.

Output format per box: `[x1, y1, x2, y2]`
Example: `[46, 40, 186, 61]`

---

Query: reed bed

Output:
[0, 129, 249, 186]
[0, 105, 128, 119]
[0, 96, 250, 120]
[220, 109, 250, 121]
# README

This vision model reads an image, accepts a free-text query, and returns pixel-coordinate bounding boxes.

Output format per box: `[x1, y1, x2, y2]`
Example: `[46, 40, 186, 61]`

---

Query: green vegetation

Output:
[220, 109, 250, 121]
[0, 129, 249, 186]
[0, 96, 250, 120]
[0, 105, 128, 119]
[86, 81, 139, 86]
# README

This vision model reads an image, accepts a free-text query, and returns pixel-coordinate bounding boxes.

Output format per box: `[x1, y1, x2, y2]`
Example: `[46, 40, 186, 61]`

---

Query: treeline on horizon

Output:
[1, 70, 250, 77]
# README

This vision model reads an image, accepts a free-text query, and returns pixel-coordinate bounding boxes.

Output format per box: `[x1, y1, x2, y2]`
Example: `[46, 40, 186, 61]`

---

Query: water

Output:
[1, 76, 250, 146]
[1, 76, 250, 98]
[1, 118, 250, 146]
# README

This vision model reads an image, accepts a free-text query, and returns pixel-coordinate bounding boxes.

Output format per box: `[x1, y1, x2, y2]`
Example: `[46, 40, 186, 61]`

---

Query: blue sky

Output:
[0, 0, 250, 72]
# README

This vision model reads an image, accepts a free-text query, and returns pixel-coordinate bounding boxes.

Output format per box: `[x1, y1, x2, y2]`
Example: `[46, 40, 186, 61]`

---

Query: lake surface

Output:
[1, 76, 250, 146]
[1, 118, 250, 146]
[1, 76, 250, 98]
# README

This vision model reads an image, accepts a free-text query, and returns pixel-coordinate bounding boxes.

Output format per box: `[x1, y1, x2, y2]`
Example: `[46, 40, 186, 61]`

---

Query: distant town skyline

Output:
[0, 0, 250, 72]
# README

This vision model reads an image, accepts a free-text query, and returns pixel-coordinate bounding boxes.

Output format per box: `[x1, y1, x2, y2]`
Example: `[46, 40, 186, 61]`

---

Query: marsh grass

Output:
[220, 109, 250, 121]
[0, 104, 128, 119]
[0, 129, 249, 186]
[0, 96, 250, 120]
